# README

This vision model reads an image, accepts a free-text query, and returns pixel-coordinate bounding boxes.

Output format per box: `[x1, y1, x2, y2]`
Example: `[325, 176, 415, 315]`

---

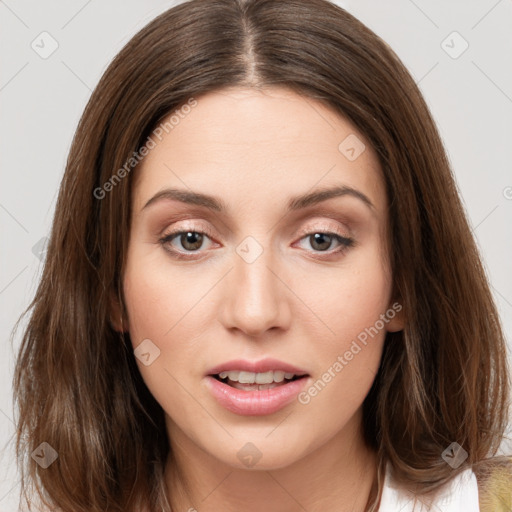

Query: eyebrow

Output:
[141, 184, 375, 213]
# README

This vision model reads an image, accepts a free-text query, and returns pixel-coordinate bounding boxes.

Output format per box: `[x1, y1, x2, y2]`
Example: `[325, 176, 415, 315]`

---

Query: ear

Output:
[385, 299, 405, 333]
[108, 287, 128, 333]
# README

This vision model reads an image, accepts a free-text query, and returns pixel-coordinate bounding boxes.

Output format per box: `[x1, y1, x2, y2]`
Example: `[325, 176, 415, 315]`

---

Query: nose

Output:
[218, 241, 292, 338]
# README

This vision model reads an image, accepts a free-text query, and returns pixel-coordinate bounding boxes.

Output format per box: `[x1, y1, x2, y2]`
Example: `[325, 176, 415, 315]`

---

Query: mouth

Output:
[205, 361, 311, 415]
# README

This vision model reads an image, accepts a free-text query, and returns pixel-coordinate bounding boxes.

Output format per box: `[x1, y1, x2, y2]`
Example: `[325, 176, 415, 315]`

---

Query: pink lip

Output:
[206, 358, 308, 376]
[205, 375, 310, 416]
[205, 358, 310, 416]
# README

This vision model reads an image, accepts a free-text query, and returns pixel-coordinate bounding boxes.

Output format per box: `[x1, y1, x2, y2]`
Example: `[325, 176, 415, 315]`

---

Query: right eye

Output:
[159, 228, 217, 258]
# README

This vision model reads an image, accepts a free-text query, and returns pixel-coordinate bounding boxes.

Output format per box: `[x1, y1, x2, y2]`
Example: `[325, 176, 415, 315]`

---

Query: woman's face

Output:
[119, 86, 403, 470]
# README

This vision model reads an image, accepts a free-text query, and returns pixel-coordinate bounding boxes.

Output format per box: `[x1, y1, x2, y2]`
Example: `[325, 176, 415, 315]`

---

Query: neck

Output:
[164, 411, 379, 512]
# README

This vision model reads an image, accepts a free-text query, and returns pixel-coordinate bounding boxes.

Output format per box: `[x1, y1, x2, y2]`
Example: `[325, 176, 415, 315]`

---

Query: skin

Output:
[112, 86, 404, 512]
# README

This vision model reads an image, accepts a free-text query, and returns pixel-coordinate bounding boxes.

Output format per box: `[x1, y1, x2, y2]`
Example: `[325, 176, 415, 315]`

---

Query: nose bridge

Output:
[220, 234, 291, 336]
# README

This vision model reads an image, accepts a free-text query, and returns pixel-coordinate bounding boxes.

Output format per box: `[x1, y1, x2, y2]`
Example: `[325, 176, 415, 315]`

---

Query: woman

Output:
[12, 0, 511, 510]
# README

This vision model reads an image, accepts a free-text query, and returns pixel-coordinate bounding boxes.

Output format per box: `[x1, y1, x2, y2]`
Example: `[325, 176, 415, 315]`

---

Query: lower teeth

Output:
[224, 379, 290, 391]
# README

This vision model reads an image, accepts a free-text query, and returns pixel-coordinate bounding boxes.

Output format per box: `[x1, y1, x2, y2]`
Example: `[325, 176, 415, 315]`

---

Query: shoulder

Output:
[473, 456, 512, 512]
[379, 457, 512, 512]
[379, 464, 479, 511]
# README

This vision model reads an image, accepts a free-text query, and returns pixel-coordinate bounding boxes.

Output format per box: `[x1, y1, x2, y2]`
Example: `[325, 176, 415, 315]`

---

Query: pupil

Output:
[182, 232, 203, 251]
[311, 233, 331, 251]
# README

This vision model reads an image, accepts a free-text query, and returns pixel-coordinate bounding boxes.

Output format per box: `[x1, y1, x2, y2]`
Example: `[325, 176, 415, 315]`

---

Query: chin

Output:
[208, 433, 313, 471]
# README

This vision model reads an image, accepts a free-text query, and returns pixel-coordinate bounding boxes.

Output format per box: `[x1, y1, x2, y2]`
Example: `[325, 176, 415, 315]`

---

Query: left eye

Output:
[296, 232, 354, 253]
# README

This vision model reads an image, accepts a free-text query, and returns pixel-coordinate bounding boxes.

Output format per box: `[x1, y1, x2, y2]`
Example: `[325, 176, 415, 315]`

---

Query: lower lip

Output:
[205, 376, 309, 416]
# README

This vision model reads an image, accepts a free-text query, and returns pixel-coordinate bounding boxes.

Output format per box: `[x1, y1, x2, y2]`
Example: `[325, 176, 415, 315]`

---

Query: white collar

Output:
[378, 463, 480, 511]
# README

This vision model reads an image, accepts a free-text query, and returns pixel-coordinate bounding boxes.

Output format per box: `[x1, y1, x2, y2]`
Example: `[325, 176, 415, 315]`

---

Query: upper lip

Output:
[207, 358, 309, 376]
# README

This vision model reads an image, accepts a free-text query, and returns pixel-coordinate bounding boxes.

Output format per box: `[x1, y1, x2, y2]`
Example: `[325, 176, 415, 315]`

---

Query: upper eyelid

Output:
[161, 216, 352, 237]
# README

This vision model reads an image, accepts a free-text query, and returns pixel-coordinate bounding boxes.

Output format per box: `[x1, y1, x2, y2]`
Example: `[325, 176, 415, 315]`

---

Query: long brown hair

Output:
[12, 0, 510, 510]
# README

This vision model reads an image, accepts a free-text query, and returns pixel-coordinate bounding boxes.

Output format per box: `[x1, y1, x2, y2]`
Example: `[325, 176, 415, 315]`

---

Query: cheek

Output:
[121, 244, 222, 399]
[121, 260, 207, 421]
[296, 248, 392, 347]
[292, 249, 392, 408]
[122, 249, 202, 344]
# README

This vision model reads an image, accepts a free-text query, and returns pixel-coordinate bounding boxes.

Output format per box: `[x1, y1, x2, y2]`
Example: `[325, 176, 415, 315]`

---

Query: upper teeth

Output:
[218, 370, 296, 384]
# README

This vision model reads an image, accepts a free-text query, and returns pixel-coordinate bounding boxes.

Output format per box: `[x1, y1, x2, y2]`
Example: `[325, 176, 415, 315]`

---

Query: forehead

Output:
[133, 86, 385, 215]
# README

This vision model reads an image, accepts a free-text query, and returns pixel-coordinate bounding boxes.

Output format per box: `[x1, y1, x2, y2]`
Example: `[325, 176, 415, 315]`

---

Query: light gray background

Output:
[1, 0, 511, 509]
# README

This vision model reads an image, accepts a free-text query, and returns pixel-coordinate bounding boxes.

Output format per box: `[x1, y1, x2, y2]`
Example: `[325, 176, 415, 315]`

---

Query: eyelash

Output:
[158, 225, 355, 260]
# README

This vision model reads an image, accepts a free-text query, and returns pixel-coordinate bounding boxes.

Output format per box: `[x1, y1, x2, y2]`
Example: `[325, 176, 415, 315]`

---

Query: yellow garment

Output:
[478, 460, 512, 512]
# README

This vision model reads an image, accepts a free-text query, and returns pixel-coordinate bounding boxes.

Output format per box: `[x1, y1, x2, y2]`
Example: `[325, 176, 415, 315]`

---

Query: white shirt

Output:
[379, 463, 480, 511]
